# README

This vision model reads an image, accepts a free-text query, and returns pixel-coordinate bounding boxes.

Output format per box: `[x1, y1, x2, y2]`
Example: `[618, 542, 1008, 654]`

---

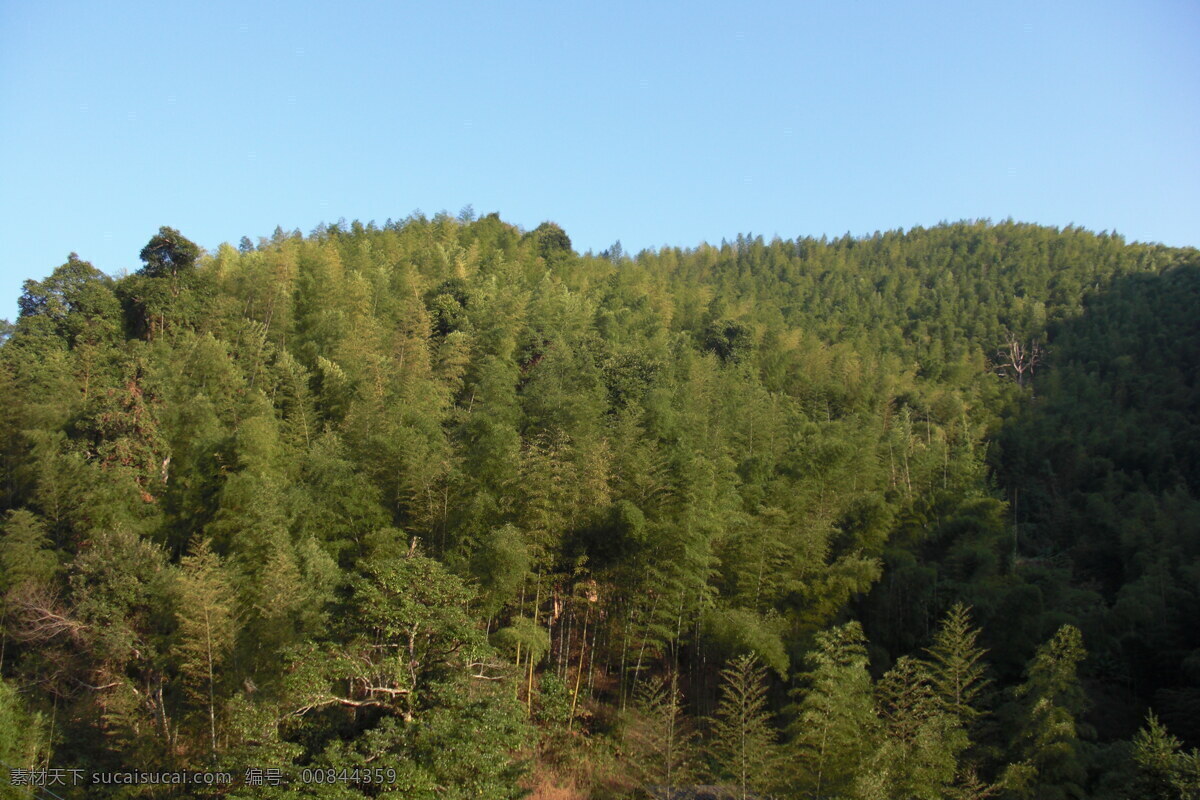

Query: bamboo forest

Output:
[1, 215, 1198, 799]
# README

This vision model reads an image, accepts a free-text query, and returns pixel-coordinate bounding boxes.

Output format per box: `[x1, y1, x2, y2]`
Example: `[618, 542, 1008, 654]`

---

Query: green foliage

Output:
[789, 621, 876, 798]
[174, 537, 237, 761]
[0, 678, 51, 800]
[0, 218, 1195, 795]
[995, 263, 1200, 737]
[530, 221, 573, 263]
[74, 355, 169, 503]
[0, 509, 59, 592]
[17, 253, 121, 353]
[1131, 713, 1200, 800]
[701, 607, 789, 678]
[624, 672, 696, 797]
[138, 226, 201, 278]
[247, 685, 532, 799]
[856, 656, 967, 799]
[351, 551, 482, 708]
[1007, 624, 1089, 800]
[536, 670, 572, 728]
[471, 524, 531, 617]
[926, 603, 991, 726]
[395, 687, 533, 799]
[702, 318, 754, 363]
[492, 616, 550, 664]
[705, 654, 782, 798]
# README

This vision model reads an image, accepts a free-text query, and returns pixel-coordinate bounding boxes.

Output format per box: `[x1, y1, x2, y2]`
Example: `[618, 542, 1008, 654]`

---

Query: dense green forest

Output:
[1, 214, 1198, 799]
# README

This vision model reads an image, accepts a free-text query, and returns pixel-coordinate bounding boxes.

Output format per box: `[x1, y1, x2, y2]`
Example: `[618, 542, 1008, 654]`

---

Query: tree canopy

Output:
[0, 216, 1196, 798]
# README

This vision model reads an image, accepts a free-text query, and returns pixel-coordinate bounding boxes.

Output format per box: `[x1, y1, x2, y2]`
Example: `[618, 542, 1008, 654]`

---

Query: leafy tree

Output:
[0, 678, 50, 800]
[706, 653, 782, 798]
[470, 524, 530, 618]
[139, 226, 201, 279]
[174, 537, 237, 761]
[926, 602, 991, 727]
[789, 621, 876, 798]
[1006, 624, 1089, 800]
[48, 527, 176, 766]
[0, 216, 1196, 795]
[312, 684, 532, 800]
[492, 615, 550, 669]
[1131, 712, 1200, 800]
[348, 549, 482, 716]
[74, 355, 169, 504]
[530, 221, 573, 263]
[857, 655, 967, 800]
[702, 318, 754, 363]
[16, 255, 121, 401]
[701, 606, 789, 678]
[123, 226, 210, 338]
[0, 509, 60, 593]
[625, 672, 696, 797]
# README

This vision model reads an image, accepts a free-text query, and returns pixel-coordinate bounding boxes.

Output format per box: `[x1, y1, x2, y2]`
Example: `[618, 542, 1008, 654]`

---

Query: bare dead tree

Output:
[7, 586, 87, 644]
[996, 331, 1043, 388]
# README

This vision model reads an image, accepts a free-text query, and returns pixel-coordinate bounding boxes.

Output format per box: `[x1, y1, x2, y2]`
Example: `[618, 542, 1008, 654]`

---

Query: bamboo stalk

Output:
[568, 601, 591, 727]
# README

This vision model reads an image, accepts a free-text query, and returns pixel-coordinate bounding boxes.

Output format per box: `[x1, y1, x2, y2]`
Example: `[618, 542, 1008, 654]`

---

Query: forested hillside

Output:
[1, 215, 1198, 799]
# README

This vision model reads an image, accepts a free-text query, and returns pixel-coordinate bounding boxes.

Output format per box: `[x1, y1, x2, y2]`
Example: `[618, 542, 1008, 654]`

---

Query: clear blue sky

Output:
[2, 0, 1197, 319]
